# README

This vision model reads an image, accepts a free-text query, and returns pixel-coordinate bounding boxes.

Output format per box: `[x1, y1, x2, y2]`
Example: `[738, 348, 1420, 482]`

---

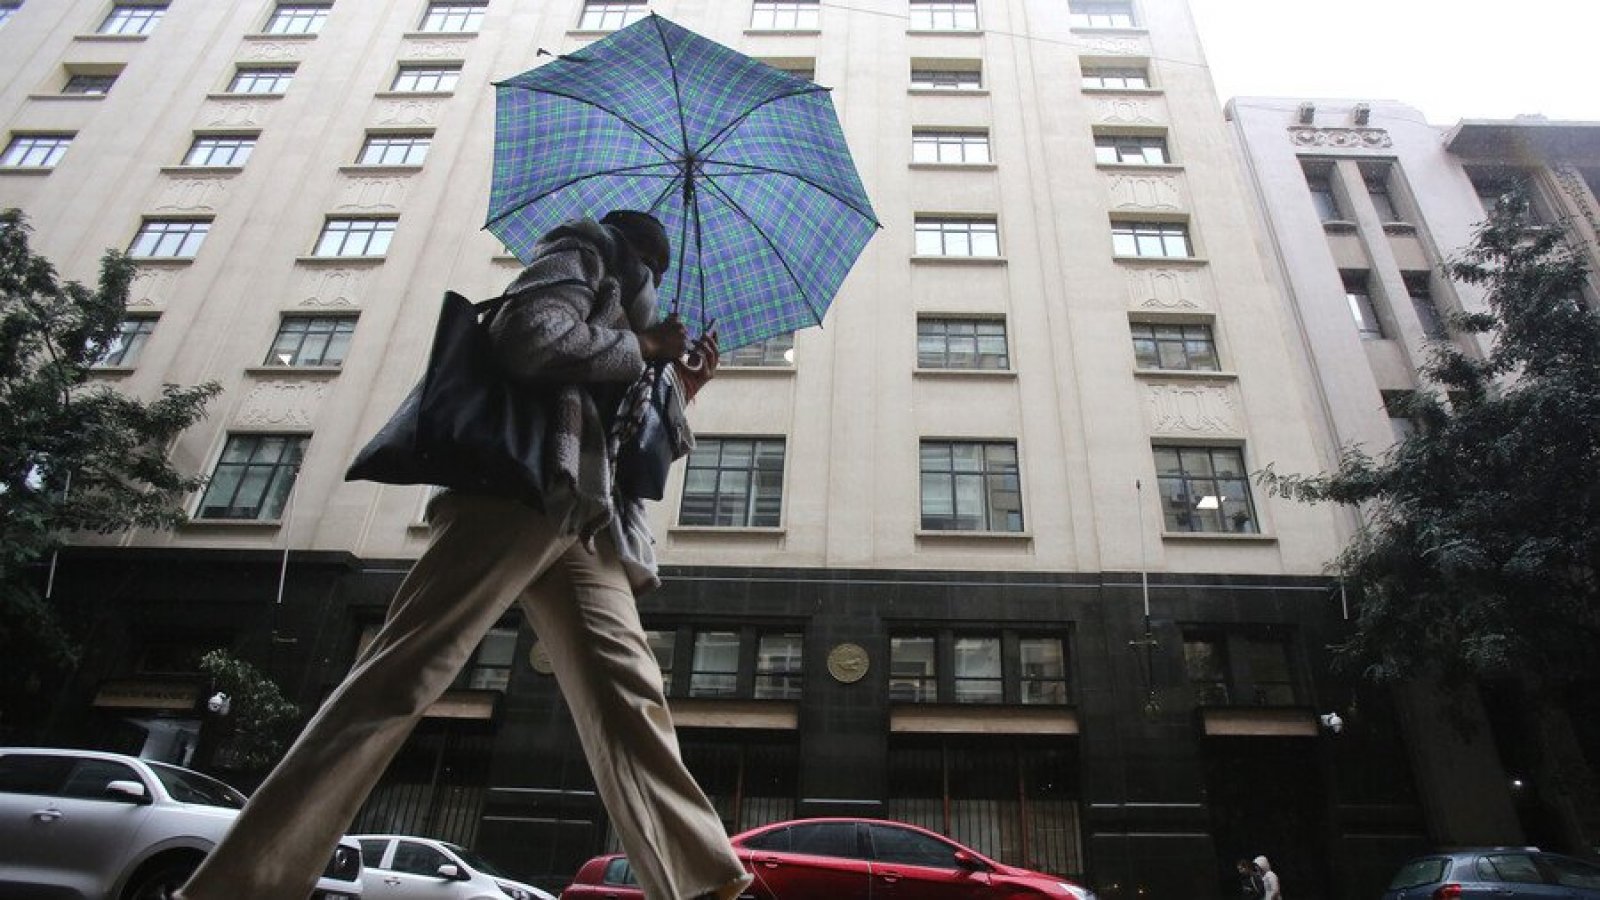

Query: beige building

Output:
[2, 2, 1423, 896]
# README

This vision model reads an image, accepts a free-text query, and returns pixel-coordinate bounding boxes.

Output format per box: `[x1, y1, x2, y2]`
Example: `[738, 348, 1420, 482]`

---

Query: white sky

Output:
[1186, 0, 1599, 126]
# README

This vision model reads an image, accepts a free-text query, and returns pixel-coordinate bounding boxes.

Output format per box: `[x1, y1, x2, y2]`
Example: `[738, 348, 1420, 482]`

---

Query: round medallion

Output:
[827, 642, 870, 684]
[528, 641, 553, 675]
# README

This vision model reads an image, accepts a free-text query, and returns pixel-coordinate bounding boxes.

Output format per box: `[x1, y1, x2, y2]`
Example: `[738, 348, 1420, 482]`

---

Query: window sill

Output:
[28, 93, 107, 102]
[1321, 220, 1357, 233]
[908, 88, 989, 97]
[338, 164, 425, 175]
[1070, 25, 1149, 35]
[568, 29, 622, 38]
[130, 257, 196, 267]
[1132, 368, 1236, 381]
[373, 90, 456, 100]
[915, 529, 1031, 544]
[207, 92, 286, 101]
[1161, 531, 1276, 543]
[244, 32, 318, 41]
[719, 365, 796, 376]
[910, 161, 997, 172]
[743, 28, 821, 36]
[160, 165, 243, 175]
[244, 365, 343, 378]
[905, 28, 983, 36]
[913, 367, 1016, 379]
[1113, 255, 1207, 266]
[1382, 221, 1417, 235]
[1080, 87, 1164, 96]
[910, 255, 1006, 266]
[403, 30, 480, 39]
[89, 365, 136, 376]
[670, 525, 786, 537]
[74, 33, 149, 42]
[1096, 162, 1183, 172]
[295, 255, 387, 265]
[181, 518, 284, 531]
[0, 167, 54, 176]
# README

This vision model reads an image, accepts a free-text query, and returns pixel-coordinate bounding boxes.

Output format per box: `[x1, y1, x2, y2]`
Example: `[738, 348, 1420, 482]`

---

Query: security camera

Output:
[207, 692, 231, 716]
[1319, 712, 1343, 734]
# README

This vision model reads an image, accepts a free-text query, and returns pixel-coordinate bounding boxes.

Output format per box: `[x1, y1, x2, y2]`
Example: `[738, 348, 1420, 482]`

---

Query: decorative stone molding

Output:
[204, 101, 267, 128]
[236, 381, 327, 430]
[129, 268, 177, 307]
[375, 98, 445, 127]
[297, 268, 365, 307]
[1108, 173, 1183, 211]
[1145, 382, 1238, 435]
[400, 39, 470, 59]
[1287, 126, 1392, 149]
[1094, 97, 1161, 126]
[1077, 36, 1144, 55]
[154, 177, 231, 213]
[335, 177, 409, 212]
[1126, 267, 1206, 310]
[245, 42, 305, 62]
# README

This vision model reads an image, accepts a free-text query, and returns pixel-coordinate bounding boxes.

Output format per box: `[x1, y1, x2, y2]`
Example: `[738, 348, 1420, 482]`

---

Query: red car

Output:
[562, 817, 1096, 900]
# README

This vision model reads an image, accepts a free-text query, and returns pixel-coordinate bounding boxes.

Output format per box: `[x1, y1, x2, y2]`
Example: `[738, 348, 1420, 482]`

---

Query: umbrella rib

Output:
[498, 83, 680, 161]
[704, 160, 880, 226]
[694, 84, 830, 161]
[699, 177, 830, 331]
[650, 15, 694, 166]
[484, 162, 682, 231]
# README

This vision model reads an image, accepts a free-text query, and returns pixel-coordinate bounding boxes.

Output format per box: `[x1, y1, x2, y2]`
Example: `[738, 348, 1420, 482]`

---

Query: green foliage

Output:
[0, 208, 220, 667]
[197, 649, 301, 773]
[1260, 191, 1600, 687]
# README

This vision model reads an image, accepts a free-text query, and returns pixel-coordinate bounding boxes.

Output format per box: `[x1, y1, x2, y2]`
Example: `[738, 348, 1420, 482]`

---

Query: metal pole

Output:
[274, 466, 300, 606]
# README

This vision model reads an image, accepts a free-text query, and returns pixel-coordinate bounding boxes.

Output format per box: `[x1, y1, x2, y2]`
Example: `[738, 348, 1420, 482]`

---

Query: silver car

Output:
[354, 834, 554, 900]
[0, 747, 363, 899]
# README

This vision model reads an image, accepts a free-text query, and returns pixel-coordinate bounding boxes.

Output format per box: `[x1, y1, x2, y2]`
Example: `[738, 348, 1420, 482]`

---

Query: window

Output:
[1153, 445, 1258, 534]
[1094, 133, 1168, 165]
[62, 73, 116, 95]
[315, 218, 397, 257]
[1364, 165, 1402, 222]
[788, 822, 863, 859]
[1343, 271, 1384, 339]
[2, 134, 72, 168]
[889, 636, 937, 702]
[1182, 635, 1229, 704]
[867, 823, 960, 868]
[229, 67, 294, 95]
[578, 0, 646, 30]
[1019, 637, 1068, 704]
[751, 0, 818, 30]
[466, 627, 517, 690]
[919, 440, 1022, 532]
[1478, 855, 1546, 885]
[1130, 322, 1218, 371]
[771, 62, 815, 81]
[690, 631, 740, 697]
[392, 841, 452, 877]
[1303, 166, 1341, 221]
[1070, 0, 1134, 27]
[910, 67, 981, 91]
[602, 858, 639, 886]
[95, 317, 156, 367]
[723, 332, 793, 367]
[358, 133, 430, 166]
[646, 629, 675, 682]
[755, 633, 803, 700]
[1081, 65, 1147, 89]
[1382, 390, 1416, 442]
[953, 636, 1001, 703]
[264, 3, 328, 34]
[391, 65, 460, 93]
[917, 317, 1008, 370]
[1404, 272, 1446, 338]
[265, 315, 356, 367]
[679, 437, 785, 527]
[914, 217, 999, 257]
[60, 759, 142, 800]
[197, 434, 308, 520]
[98, 3, 164, 35]
[1112, 221, 1190, 258]
[1184, 631, 1294, 706]
[0, 754, 75, 794]
[908, 0, 977, 30]
[912, 130, 989, 164]
[183, 135, 255, 167]
[1544, 856, 1600, 890]
[419, 1, 485, 32]
[129, 220, 209, 259]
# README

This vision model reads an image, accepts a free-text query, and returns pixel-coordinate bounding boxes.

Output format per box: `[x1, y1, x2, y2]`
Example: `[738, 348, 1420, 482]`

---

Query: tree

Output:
[1260, 190, 1600, 852]
[196, 649, 301, 777]
[0, 209, 220, 694]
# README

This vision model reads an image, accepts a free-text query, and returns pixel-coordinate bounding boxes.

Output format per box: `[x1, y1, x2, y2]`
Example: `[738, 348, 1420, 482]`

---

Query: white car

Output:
[0, 747, 363, 899]
[354, 834, 555, 900]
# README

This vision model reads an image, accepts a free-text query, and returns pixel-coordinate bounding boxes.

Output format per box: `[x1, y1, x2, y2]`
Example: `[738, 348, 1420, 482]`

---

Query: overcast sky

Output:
[1185, 0, 1598, 126]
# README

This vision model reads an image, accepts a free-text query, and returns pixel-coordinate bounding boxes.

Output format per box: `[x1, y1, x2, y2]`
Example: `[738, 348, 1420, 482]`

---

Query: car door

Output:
[864, 823, 989, 900]
[0, 753, 76, 894]
[1470, 854, 1571, 900]
[742, 822, 871, 900]
[7, 756, 154, 898]
[1538, 854, 1600, 900]
[359, 839, 398, 898]
[373, 839, 471, 898]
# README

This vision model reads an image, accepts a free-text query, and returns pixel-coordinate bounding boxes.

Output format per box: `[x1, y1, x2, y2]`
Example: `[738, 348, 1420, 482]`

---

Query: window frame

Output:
[94, 316, 158, 368]
[196, 433, 309, 521]
[677, 436, 786, 528]
[1183, 628, 1298, 707]
[1111, 221, 1191, 258]
[907, 0, 978, 31]
[577, 0, 647, 31]
[357, 133, 432, 166]
[916, 316, 1009, 370]
[750, 0, 819, 30]
[754, 632, 804, 700]
[1153, 444, 1259, 534]
[263, 3, 329, 35]
[1, 133, 73, 168]
[914, 217, 1000, 258]
[390, 64, 461, 94]
[228, 66, 295, 95]
[1069, 0, 1135, 28]
[1093, 133, 1169, 166]
[909, 67, 982, 91]
[1342, 270, 1385, 339]
[1130, 321, 1219, 372]
[888, 629, 1071, 705]
[418, 1, 486, 33]
[97, 2, 165, 36]
[128, 219, 210, 259]
[1081, 65, 1149, 89]
[62, 73, 117, 95]
[314, 217, 398, 258]
[722, 332, 794, 367]
[264, 315, 357, 368]
[182, 134, 256, 167]
[911, 129, 991, 165]
[918, 439, 1023, 533]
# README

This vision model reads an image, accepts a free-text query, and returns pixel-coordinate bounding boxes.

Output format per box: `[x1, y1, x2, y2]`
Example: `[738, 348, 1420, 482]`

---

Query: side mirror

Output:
[436, 864, 467, 880]
[953, 850, 982, 871]
[105, 780, 151, 804]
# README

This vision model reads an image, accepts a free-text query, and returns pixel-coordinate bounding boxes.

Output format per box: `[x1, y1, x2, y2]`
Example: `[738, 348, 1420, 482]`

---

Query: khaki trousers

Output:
[179, 492, 751, 900]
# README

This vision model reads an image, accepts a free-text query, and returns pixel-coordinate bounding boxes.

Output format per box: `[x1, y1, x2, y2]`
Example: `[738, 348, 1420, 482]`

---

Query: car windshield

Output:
[1389, 858, 1449, 890]
[445, 842, 507, 878]
[147, 762, 247, 809]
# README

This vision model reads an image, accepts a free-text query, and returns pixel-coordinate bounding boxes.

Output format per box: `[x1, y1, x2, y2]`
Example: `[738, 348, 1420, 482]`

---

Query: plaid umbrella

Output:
[486, 14, 879, 352]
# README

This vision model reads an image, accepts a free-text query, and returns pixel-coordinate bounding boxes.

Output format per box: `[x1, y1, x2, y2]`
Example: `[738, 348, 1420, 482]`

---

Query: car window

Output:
[603, 858, 638, 886]
[867, 824, 960, 869]
[1388, 858, 1449, 890]
[1479, 855, 1547, 885]
[60, 759, 142, 800]
[0, 754, 75, 794]
[789, 822, 862, 860]
[445, 842, 506, 878]
[359, 839, 392, 868]
[147, 762, 247, 809]
[1543, 856, 1600, 889]
[742, 826, 791, 852]
[392, 841, 452, 877]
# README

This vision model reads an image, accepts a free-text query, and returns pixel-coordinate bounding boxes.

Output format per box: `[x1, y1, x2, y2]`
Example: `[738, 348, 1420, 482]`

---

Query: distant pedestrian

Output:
[1255, 855, 1283, 900]
[1237, 858, 1265, 900]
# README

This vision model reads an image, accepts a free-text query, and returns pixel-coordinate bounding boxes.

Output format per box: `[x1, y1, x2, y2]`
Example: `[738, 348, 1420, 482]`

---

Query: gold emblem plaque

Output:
[827, 642, 870, 684]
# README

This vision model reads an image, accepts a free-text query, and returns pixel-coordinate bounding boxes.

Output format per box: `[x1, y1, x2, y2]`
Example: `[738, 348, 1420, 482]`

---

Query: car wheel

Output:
[124, 860, 198, 900]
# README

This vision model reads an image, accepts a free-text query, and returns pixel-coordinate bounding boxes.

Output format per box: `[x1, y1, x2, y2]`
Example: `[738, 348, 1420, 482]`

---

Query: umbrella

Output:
[486, 14, 879, 352]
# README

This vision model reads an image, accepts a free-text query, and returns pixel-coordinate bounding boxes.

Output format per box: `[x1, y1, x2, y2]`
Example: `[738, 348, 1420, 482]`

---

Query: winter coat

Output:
[1255, 856, 1282, 900]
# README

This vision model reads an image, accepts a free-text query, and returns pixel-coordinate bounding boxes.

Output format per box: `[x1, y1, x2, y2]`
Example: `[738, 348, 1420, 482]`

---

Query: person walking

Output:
[176, 210, 752, 900]
[1237, 858, 1265, 899]
[1255, 855, 1283, 900]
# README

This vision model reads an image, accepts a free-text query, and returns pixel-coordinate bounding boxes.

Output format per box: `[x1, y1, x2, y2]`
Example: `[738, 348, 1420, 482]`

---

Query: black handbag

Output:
[345, 291, 549, 506]
[614, 365, 676, 501]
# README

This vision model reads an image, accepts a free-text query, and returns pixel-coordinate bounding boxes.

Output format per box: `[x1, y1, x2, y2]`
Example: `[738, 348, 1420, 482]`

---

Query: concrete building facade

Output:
[0, 2, 1444, 897]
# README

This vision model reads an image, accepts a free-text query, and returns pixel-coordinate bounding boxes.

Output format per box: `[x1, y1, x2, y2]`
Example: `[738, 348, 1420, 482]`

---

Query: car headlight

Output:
[496, 882, 532, 900]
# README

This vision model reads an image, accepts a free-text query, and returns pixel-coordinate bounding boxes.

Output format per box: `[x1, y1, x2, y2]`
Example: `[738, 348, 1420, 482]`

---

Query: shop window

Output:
[1183, 629, 1298, 706]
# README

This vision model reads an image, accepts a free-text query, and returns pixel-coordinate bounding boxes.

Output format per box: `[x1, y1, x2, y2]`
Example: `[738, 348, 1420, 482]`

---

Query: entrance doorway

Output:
[1205, 737, 1330, 900]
